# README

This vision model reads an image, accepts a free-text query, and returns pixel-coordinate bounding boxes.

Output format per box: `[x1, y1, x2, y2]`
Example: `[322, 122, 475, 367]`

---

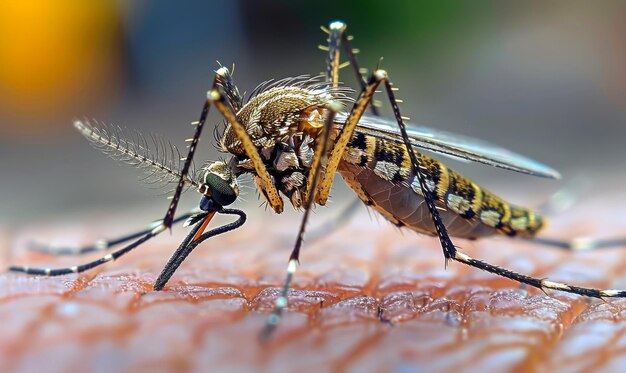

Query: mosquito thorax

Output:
[219, 86, 337, 156]
[215, 79, 351, 209]
[197, 161, 239, 208]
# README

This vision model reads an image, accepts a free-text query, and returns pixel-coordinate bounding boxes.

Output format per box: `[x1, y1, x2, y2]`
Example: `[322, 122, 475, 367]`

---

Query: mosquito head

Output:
[197, 160, 239, 211]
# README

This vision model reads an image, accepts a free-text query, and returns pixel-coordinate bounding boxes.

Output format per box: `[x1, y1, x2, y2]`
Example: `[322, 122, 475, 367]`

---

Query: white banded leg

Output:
[9, 220, 174, 276]
[27, 213, 193, 256]
[372, 68, 626, 300]
[452, 250, 626, 298]
[259, 105, 340, 341]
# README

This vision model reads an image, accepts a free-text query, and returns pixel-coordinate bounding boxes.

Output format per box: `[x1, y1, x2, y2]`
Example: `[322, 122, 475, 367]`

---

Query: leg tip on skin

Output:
[259, 316, 280, 343]
[8, 266, 25, 273]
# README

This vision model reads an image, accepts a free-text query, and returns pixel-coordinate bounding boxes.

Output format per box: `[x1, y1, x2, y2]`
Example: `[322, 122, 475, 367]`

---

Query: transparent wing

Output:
[336, 113, 561, 179]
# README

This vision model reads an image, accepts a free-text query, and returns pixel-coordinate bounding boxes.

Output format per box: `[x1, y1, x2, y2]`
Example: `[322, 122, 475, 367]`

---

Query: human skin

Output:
[2, 194, 626, 373]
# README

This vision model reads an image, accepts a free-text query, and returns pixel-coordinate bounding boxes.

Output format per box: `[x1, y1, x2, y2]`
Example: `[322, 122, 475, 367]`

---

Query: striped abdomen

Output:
[337, 132, 544, 239]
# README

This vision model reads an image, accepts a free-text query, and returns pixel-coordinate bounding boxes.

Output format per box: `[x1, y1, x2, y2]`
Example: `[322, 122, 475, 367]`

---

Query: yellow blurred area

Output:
[0, 1, 122, 137]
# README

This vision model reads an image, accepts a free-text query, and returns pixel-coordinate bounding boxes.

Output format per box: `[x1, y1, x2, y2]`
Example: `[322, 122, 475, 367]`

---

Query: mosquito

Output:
[9, 20, 626, 340]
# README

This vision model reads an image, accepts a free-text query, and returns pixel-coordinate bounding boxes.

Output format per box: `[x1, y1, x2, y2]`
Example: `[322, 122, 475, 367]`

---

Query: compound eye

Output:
[204, 172, 237, 206]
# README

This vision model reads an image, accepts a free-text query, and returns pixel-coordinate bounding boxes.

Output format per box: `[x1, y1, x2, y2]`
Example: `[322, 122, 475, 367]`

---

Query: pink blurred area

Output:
[3, 199, 626, 372]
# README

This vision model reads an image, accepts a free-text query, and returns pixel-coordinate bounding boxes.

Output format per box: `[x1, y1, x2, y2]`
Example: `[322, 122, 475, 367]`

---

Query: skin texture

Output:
[2, 191, 626, 373]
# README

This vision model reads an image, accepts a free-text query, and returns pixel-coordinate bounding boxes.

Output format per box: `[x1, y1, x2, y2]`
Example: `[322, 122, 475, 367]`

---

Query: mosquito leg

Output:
[378, 71, 457, 261]
[153, 208, 246, 290]
[260, 107, 340, 341]
[524, 236, 626, 251]
[315, 71, 386, 206]
[27, 213, 194, 256]
[374, 69, 626, 299]
[323, 20, 378, 114]
[161, 100, 210, 230]
[9, 223, 168, 276]
[214, 63, 244, 112]
[152, 212, 209, 290]
[451, 248, 626, 298]
[377, 304, 393, 326]
[160, 66, 245, 229]
[207, 82, 285, 213]
[306, 20, 377, 237]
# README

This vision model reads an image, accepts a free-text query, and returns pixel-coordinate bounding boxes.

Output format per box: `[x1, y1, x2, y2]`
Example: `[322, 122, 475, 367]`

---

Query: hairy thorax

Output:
[219, 80, 349, 209]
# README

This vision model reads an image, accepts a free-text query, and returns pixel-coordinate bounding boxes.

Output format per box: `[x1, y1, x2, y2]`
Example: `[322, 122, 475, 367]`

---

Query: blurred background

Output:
[1, 0, 625, 230]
